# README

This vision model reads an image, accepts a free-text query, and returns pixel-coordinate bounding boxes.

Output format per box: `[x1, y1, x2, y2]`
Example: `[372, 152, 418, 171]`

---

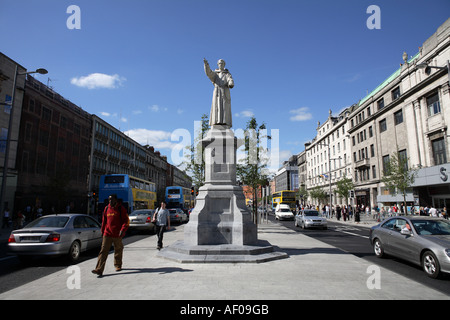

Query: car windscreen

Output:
[130, 211, 153, 216]
[26, 216, 70, 228]
[304, 211, 319, 216]
[411, 219, 450, 235]
[280, 208, 291, 212]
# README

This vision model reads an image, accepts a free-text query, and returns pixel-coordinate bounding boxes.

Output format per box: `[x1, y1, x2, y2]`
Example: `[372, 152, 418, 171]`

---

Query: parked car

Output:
[8, 214, 102, 262]
[369, 216, 450, 278]
[275, 204, 294, 221]
[128, 209, 156, 233]
[295, 209, 327, 229]
[168, 208, 188, 224]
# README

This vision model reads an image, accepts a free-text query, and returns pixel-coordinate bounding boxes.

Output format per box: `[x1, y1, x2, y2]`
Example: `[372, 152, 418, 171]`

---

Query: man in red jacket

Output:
[92, 194, 129, 277]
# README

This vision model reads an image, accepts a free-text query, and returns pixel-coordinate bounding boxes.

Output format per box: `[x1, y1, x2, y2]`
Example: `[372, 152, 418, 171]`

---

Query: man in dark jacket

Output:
[92, 194, 129, 277]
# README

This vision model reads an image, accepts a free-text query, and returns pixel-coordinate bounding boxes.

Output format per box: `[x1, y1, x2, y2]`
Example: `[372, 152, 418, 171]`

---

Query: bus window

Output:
[104, 176, 125, 184]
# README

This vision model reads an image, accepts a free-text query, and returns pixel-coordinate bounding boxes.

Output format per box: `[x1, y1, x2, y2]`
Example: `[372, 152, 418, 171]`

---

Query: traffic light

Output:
[191, 187, 195, 195]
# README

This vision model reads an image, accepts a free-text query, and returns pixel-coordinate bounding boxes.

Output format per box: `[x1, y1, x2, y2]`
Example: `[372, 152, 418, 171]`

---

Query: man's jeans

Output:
[156, 225, 166, 249]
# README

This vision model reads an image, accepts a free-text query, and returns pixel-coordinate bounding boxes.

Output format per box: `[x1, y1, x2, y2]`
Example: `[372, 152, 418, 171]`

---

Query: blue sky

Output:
[1, 0, 449, 173]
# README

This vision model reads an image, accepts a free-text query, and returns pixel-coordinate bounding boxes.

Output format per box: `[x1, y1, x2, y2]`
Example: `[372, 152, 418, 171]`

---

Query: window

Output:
[377, 98, 385, 110]
[394, 110, 403, 125]
[379, 119, 387, 132]
[42, 107, 51, 122]
[427, 92, 441, 116]
[392, 87, 401, 100]
[398, 149, 408, 171]
[370, 144, 375, 157]
[39, 130, 49, 147]
[369, 126, 373, 137]
[372, 165, 376, 179]
[382, 155, 390, 175]
[432, 138, 447, 165]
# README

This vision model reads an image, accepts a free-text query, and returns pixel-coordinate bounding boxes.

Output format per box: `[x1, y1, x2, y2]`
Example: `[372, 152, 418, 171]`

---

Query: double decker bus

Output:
[99, 174, 157, 214]
[165, 186, 194, 210]
[272, 190, 296, 211]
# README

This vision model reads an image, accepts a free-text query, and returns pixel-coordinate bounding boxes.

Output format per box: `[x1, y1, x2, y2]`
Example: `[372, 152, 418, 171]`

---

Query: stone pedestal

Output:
[157, 126, 287, 263]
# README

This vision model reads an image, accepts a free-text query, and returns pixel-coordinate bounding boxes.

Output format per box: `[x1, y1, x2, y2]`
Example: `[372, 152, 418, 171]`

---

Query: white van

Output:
[275, 204, 294, 221]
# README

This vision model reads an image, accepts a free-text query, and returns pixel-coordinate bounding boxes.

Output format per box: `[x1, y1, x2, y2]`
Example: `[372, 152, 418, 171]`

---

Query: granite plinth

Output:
[157, 239, 288, 263]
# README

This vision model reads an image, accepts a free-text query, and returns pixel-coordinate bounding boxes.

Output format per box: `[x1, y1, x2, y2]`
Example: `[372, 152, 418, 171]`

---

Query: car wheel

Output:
[68, 241, 81, 262]
[422, 251, 441, 279]
[373, 239, 385, 258]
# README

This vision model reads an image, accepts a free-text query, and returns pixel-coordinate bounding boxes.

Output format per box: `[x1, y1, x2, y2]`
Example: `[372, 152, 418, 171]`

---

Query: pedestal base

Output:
[157, 240, 288, 263]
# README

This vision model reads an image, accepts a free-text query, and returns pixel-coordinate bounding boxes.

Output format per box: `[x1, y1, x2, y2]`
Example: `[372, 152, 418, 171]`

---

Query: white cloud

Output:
[149, 104, 168, 112]
[123, 128, 175, 150]
[234, 110, 254, 118]
[289, 107, 313, 121]
[71, 73, 126, 89]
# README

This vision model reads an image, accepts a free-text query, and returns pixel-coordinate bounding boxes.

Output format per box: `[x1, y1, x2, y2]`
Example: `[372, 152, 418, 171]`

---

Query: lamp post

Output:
[417, 60, 450, 87]
[0, 66, 48, 212]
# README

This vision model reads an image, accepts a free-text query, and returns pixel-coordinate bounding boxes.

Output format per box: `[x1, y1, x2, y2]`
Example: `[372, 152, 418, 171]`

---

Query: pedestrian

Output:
[355, 205, 361, 223]
[152, 201, 170, 250]
[342, 205, 347, 221]
[2, 208, 10, 229]
[443, 207, 448, 220]
[336, 205, 341, 221]
[92, 194, 129, 277]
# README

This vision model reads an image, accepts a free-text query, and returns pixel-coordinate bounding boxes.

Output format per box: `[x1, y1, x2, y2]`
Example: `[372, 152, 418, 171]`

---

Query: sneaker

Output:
[115, 267, 122, 272]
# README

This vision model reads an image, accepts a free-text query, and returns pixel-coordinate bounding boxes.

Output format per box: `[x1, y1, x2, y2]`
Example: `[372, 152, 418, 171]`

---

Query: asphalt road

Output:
[0, 230, 153, 294]
[270, 215, 450, 296]
[1, 218, 449, 297]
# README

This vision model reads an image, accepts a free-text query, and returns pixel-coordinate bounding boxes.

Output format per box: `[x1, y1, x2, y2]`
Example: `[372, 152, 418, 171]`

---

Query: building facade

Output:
[0, 53, 26, 213]
[347, 18, 450, 210]
[304, 108, 352, 207]
[16, 75, 91, 214]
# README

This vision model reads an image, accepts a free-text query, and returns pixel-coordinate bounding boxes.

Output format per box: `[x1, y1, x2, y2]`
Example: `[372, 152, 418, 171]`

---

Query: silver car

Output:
[369, 216, 450, 278]
[169, 208, 188, 224]
[295, 209, 327, 229]
[8, 214, 102, 262]
[129, 209, 156, 233]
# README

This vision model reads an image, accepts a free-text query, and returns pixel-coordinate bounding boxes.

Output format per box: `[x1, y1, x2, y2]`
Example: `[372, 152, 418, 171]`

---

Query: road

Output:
[1, 217, 449, 297]
[269, 214, 450, 296]
[0, 230, 153, 294]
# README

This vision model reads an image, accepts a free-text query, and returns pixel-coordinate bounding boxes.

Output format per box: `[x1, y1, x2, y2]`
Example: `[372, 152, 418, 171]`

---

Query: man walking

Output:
[152, 201, 170, 250]
[92, 194, 129, 277]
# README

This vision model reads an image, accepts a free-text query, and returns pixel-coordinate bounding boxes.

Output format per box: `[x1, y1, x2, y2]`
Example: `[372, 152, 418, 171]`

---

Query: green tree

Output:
[309, 186, 327, 206]
[184, 114, 209, 190]
[335, 175, 354, 206]
[296, 186, 308, 206]
[236, 117, 271, 223]
[381, 151, 418, 213]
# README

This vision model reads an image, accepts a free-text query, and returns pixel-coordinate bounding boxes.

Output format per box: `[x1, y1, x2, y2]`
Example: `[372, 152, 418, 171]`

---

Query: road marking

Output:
[336, 229, 369, 239]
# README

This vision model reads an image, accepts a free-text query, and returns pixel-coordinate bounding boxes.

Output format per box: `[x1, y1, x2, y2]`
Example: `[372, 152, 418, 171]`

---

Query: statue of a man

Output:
[204, 58, 234, 127]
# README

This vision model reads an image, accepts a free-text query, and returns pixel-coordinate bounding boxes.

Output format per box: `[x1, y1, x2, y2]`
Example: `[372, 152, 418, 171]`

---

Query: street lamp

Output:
[417, 60, 450, 87]
[0, 67, 48, 212]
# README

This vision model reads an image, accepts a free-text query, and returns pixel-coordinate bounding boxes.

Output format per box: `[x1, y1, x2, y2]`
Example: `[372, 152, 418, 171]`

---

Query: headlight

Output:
[445, 249, 450, 258]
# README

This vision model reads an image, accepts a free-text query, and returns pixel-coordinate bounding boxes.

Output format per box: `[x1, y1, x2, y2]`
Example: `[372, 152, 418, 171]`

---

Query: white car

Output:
[275, 204, 294, 221]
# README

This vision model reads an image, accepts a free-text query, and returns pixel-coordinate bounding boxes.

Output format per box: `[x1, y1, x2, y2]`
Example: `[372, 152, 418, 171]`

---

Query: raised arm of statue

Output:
[204, 58, 216, 83]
